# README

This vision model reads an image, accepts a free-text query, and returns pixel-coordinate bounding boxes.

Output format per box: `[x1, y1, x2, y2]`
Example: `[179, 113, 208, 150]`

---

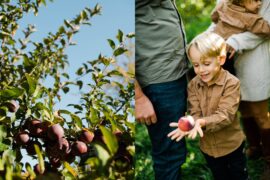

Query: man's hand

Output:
[135, 80, 157, 125]
[135, 94, 157, 125]
[226, 44, 236, 59]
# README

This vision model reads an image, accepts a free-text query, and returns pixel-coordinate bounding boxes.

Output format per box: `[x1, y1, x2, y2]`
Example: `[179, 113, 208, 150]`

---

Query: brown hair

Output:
[228, 0, 254, 6]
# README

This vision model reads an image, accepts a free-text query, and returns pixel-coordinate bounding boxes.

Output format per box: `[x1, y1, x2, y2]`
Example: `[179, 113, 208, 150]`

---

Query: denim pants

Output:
[202, 142, 249, 180]
[143, 76, 187, 180]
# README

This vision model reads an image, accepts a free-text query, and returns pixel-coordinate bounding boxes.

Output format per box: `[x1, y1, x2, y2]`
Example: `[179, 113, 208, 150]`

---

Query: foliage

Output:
[0, 0, 134, 179]
[176, 0, 215, 42]
[135, 124, 266, 180]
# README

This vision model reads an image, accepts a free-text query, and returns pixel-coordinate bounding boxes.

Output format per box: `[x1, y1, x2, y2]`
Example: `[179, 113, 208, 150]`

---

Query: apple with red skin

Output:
[6, 100, 19, 112]
[47, 124, 64, 141]
[79, 129, 94, 144]
[178, 115, 195, 132]
[15, 131, 30, 145]
[71, 141, 88, 156]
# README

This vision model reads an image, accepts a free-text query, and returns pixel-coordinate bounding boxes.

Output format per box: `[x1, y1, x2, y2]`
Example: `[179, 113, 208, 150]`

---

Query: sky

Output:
[16, 0, 134, 167]
[17, 0, 134, 109]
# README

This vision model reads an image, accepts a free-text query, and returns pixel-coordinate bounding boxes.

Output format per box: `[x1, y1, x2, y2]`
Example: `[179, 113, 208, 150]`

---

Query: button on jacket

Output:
[188, 69, 245, 157]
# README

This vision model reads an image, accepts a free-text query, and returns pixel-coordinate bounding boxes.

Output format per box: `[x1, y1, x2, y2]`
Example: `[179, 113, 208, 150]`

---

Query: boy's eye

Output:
[193, 64, 199, 67]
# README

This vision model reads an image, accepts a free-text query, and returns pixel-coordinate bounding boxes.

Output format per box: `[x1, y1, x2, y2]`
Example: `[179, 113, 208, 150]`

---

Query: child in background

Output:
[211, 0, 270, 75]
[168, 32, 249, 180]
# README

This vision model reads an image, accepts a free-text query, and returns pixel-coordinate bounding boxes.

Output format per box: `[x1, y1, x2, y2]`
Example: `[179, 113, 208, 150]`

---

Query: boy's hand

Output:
[187, 119, 204, 139]
[168, 118, 204, 141]
[168, 122, 189, 141]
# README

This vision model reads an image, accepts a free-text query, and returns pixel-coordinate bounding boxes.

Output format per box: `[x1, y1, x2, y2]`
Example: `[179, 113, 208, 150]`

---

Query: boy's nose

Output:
[199, 66, 204, 73]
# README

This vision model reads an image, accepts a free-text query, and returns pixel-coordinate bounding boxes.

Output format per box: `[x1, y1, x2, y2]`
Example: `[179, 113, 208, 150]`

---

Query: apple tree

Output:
[0, 0, 134, 179]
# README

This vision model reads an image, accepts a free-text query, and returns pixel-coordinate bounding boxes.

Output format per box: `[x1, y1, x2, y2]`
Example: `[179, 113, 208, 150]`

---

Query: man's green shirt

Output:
[136, 0, 189, 87]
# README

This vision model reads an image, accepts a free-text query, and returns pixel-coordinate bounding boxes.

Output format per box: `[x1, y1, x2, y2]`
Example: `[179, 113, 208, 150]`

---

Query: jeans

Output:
[202, 142, 249, 180]
[143, 76, 187, 180]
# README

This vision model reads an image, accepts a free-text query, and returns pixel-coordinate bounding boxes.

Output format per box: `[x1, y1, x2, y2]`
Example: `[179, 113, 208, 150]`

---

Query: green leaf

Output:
[58, 26, 66, 34]
[107, 70, 122, 77]
[64, 20, 72, 28]
[63, 161, 78, 178]
[0, 88, 24, 100]
[94, 144, 110, 166]
[113, 47, 127, 56]
[67, 104, 83, 111]
[76, 67, 84, 75]
[34, 144, 45, 174]
[81, 10, 88, 20]
[126, 32, 135, 38]
[116, 29, 123, 43]
[70, 114, 82, 129]
[124, 121, 135, 135]
[100, 126, 118, 155]
[62, 87, 69, 94]
[89, 107, 99, 125]
[25, 73, 37, 95]
[76, 80, 83, 89]
[25, 162, 36, 179]
[107, 39, 115, 49]
[58, 109, 71, 115]
[0, 142, 9, 152]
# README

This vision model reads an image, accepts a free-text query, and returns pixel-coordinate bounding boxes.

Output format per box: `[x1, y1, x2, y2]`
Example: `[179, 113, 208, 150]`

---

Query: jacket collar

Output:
[197, 68, 226, 87]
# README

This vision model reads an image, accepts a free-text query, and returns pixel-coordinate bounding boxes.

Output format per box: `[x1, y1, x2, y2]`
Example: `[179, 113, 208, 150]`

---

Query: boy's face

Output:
[243, 0, 261, 13]
[189, 45, 224, 85]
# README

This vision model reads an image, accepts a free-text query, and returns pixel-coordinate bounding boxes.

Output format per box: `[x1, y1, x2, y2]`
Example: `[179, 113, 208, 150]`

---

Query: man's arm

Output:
[135, 80, 157, 125]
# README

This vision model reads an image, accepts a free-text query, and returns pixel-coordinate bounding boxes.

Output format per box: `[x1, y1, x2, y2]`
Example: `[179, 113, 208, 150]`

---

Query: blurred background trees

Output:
[0, 0, 134, 179]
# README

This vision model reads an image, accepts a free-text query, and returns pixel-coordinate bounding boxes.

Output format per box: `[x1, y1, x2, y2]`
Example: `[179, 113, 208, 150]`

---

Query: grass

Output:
[135, 123, 265, 180]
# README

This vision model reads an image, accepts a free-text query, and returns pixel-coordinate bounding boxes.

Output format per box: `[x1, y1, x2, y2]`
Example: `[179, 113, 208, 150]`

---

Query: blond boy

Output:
[168, 32, 248, 180]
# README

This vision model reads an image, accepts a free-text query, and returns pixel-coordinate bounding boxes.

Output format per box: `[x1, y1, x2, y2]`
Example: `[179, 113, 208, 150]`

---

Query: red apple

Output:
[6, 100, 19, 113]
[15, 131, 30, 145]
[71, 141, 88, 156]
[178, 115, 195, 132]
[79, 129, 94, 144]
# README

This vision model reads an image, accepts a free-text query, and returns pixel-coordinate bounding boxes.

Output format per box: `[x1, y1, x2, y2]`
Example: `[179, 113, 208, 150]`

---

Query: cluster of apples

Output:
[14, 117, 94, 174]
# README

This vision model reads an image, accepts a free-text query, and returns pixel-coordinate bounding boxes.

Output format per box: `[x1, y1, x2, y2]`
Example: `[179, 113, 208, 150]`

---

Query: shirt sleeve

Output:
[246, 15, 270, 37]
[211, 9, 219, 24]
[226, 32, 266, 52]
[187, 81, 202, 121]
[226, 15, 270, 52]
[203, 79, 241, 133]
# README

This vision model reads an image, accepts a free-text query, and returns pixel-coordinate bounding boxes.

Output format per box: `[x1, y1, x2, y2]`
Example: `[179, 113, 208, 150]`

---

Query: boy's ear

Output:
[218, 55, 226, 66]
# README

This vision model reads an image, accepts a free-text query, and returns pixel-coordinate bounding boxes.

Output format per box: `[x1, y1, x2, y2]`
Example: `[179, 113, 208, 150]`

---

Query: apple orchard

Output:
[0, 1, 134, 179]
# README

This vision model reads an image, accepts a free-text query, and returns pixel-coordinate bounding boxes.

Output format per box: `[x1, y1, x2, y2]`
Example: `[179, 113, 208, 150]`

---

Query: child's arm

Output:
[187, 81, 202, 121]
[246, 15, 270, 37]
[200, 79, 240, 133]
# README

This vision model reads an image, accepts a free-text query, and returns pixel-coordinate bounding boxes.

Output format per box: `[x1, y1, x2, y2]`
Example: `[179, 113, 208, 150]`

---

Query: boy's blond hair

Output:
[186, 32, 226, 61]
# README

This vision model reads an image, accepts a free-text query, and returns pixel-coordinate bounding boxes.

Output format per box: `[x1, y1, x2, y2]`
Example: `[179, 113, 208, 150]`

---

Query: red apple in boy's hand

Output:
[178, 115, 195, 132]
